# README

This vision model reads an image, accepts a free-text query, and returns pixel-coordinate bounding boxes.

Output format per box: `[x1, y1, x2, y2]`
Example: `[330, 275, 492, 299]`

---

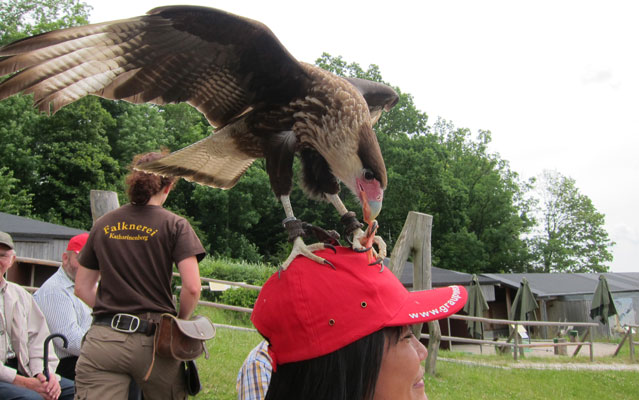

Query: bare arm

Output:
[177, 256, 201, 320]
[74, 265, 100, 308]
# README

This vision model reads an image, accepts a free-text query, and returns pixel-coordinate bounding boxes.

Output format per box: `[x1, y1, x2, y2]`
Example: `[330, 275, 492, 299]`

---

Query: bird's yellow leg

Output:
[280, 237, 333, 271]
[279, 195, 336, 272]
[327, 194, 387, 261]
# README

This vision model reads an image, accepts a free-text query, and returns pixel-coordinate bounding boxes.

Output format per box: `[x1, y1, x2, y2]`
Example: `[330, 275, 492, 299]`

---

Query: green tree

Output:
[528, 170, 614, 272]
[0, 0, 90, 45]
[30, 97, 120, 227]
[0, 166, 33, 215]
[379, 118, 532, 273]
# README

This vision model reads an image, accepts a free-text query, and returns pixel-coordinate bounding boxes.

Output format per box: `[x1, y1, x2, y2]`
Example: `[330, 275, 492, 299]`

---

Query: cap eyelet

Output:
[361, 301, 367, 308]
[328, 319, 335, 326]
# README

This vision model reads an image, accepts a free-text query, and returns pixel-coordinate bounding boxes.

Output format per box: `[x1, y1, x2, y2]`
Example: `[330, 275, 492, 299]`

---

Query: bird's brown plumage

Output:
[0, 5, 398, 223]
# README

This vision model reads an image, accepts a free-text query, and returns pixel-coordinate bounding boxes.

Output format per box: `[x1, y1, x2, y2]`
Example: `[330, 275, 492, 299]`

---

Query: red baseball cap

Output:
[66, 233, 89, 253]
[251, 246, 467, 367]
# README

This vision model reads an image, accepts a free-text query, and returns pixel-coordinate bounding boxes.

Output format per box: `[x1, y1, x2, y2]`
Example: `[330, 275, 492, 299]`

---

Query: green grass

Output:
[198, 328, 263, 399]
[425, 359, 638, 400]
[193, 306, 639, 400]
[194, 305, 262, 400]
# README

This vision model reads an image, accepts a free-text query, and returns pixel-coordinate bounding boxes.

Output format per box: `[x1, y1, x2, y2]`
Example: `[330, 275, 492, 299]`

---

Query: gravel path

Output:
[439, 357, 639, 371]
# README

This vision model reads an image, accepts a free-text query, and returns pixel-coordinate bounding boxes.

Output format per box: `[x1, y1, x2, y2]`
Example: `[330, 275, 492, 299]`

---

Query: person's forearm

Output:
[176, 256, 201, 319]
[74, 285, 96, 308]
[75, 266, 99, 308]
[178, 288, 200, 319]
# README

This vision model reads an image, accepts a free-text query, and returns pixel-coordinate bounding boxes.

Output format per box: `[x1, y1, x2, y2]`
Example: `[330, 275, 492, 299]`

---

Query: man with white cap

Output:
[35, 233, 91, 381]
[0, 231, 74, 399]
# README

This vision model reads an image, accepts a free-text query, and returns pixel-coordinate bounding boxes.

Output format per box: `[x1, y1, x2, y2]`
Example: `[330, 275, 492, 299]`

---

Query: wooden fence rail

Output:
[424, 314, 599, 361]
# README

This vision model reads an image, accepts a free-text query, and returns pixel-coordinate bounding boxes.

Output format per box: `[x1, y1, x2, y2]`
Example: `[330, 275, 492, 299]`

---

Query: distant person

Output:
[251, 246, 468, 400]
[0, 231, 74, 400]
[74, 151, 206, 400]
[34, 233, 91, 381]
[236, 340, 272, 400]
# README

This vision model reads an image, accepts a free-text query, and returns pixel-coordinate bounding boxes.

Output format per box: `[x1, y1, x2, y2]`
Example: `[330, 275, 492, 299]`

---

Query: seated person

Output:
[34, 233, 91, 380]
[236, 340, 271, 400]
[0, 231, 74, 400]
[251, 246, 467, 400]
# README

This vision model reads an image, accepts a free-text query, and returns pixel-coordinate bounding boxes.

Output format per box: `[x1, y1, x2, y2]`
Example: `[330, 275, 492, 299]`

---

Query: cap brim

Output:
[387, 285, 467, 326]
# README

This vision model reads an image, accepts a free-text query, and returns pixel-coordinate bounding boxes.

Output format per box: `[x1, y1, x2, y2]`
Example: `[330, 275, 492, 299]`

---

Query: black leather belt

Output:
[94, 313, 156, 335]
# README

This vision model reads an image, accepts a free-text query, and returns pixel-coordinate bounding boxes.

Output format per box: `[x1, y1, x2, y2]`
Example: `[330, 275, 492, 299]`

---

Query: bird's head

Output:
[356, 167, 384, 224]
[329, 123, 387, 224]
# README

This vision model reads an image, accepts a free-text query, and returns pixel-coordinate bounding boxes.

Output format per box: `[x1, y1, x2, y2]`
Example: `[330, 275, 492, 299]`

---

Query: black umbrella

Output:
[590, 275, 618, 326]
[43, 334, 68, 381]
[463, 274, 489, 339]
[509, 277, 538, 321]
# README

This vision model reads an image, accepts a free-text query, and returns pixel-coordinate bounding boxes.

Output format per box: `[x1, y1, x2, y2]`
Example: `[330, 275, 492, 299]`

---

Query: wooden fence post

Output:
[630, 327, 636, 362]
[90, 190, 120, 223]
[388, 211, 439, 375]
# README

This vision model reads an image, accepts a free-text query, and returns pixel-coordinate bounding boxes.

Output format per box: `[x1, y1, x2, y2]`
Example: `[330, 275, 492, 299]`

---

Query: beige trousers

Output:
[74, 325, 187, 400]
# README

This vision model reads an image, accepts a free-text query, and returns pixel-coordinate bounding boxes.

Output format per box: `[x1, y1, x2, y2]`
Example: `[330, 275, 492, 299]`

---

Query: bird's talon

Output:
[324, 243, 337, 253]
[324, 259, 336, 270]
[368, 257, 384, 272]
[354, 246, 372, 253]
[368, 257, 383, 266]
[366, 220, 379, 236]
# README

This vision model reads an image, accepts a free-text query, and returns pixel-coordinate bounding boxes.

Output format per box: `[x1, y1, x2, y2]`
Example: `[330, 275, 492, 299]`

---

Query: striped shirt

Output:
[34, 268, 92, 358]
[236, 340, 272, 400]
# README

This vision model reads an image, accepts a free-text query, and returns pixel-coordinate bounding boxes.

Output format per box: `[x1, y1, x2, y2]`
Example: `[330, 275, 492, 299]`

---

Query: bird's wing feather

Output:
[343, 77, 399, 125]
[137, 123, 257, 189]
[0, 5, 310, 126]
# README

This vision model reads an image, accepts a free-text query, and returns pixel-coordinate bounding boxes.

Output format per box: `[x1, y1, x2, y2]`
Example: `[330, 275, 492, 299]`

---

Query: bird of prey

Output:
[0, 5, 399, 268]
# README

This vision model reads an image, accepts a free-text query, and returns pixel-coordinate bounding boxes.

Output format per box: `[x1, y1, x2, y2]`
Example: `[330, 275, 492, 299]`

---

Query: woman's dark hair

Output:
[125, 151, 176, 205]
[265, 326, 403, 400]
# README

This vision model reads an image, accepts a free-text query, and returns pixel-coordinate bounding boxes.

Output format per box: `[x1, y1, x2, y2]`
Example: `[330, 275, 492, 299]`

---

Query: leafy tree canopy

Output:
[0, 0, 91, 45]
[528, 170, 614, 272]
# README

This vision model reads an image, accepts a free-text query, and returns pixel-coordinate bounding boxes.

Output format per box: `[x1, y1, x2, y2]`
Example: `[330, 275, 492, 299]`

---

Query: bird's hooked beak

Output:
[356, 177, 383, 224]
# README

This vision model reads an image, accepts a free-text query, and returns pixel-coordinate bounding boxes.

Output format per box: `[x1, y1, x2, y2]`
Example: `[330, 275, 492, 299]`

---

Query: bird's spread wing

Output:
[137, 121, 257, 189]
[0, 5, 310, 127]
[343, 77, 399, 125]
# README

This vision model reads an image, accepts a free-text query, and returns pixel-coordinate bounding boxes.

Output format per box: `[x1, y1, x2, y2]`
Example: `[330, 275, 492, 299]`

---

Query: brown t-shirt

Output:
[79, 204, 206, 316]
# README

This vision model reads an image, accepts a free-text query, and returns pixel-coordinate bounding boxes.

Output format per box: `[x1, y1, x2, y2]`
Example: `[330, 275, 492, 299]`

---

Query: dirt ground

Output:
[441, 342, 639, 371]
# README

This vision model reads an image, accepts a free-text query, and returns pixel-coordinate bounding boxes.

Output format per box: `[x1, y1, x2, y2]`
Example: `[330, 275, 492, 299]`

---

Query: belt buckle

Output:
[111, 313, 140, 333]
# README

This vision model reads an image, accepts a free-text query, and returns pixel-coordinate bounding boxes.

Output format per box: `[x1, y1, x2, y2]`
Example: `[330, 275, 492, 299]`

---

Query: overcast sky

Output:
[84, 0, 638, 273]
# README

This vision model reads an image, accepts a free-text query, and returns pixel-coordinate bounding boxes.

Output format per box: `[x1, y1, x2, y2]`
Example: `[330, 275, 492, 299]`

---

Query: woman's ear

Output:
[163, 182, 173, 194]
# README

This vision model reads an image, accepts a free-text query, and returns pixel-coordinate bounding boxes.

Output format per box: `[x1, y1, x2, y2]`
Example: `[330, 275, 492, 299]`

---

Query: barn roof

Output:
[0, 212, 86, 240]
[482, 272, 639, 297]
[383, 258, 499, 288]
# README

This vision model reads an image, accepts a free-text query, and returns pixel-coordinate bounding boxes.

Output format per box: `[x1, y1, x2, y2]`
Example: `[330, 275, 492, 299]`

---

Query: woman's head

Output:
[265, 326, 405, 400]
[375, 325, 429, 400]
[125, 151, 176, 205]
[252, 247, 467, 400]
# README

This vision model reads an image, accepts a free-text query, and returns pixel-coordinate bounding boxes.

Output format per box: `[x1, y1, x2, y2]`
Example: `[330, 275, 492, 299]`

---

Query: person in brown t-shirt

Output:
[74, 151, 206, 400]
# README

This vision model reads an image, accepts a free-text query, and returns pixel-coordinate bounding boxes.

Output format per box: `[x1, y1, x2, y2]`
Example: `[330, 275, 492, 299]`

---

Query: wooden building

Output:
[483, 272, 639, 339]
[0, 212, 87, 287]
[391, 259, 499, 348]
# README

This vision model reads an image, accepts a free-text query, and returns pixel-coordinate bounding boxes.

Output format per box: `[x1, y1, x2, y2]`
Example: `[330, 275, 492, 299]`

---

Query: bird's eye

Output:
[363, 169, 375, 181]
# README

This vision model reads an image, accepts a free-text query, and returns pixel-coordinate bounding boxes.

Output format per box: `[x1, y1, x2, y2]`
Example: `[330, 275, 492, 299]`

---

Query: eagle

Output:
[0, 5, 399, 268]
